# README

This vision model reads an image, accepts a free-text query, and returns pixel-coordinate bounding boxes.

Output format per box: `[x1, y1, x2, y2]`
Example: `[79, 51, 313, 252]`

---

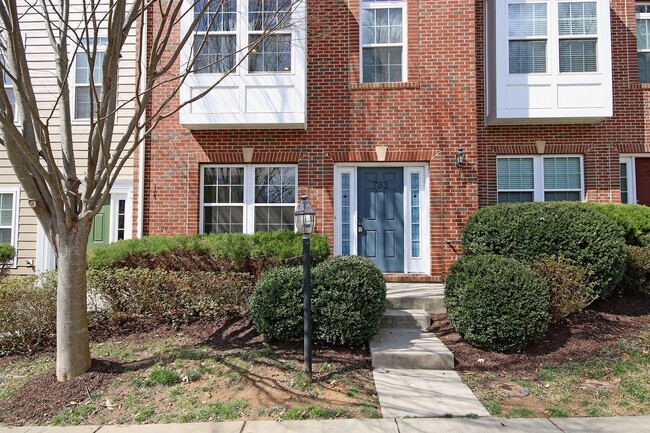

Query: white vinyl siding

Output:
[497, 156, 583, 202]
[360, 0, 406, 83]
[200, 165, 297, 234]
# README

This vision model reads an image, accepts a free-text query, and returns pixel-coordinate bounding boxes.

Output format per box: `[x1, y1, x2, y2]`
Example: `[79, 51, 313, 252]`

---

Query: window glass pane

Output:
[254, 206, 294, 232]
[558, 2, 597, 36]
[362, 8, 403, 45]
[497, 158, 534, 190]
[75, 87, 91, 119]
[509, 40, 547, 73]
[544, 157, 581, 190]
[498, 191, 535, 203]
[249, 0, 292, 31]
[203, 205, 244, 234]
[620, 162, 629, 204]
[0, 228, 10, 245]
[637, 19, 650, 50]
[196, 0, 237, 32]
[362, 47, 402, 83]
[544, 191, 581, 201]
[193, 35, 237, 74]
[248, 34, 291, 72]
[559, 39, 597, 72]
[508, 3, 547, 37]
[0, 193, 12, 227]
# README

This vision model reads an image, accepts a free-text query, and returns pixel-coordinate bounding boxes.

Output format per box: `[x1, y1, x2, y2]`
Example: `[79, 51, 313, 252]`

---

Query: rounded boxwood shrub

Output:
[445, 255, 551, 353]
[312, 256, 386, 346]
[584, 203, 650, 247]
[462, 202, 626, 298]
[249, 266, 304, 341]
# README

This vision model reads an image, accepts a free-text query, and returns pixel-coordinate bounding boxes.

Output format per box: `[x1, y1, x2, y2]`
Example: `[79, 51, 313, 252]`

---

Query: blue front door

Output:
[357, 167, 404, 273]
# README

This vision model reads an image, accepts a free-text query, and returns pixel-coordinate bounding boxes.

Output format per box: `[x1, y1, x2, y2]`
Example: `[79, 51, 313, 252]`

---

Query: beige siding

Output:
[2, 0, 139, 275]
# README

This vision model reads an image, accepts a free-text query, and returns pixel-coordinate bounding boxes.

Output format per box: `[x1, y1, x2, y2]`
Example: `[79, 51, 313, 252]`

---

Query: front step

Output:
[370, 328, 455, 370]
[386, 282, 446, 314]
[382, 309, 431, 330]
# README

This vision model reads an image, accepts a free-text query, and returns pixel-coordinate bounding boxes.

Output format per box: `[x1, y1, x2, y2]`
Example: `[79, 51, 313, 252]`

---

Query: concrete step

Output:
[381, 309, 431, 330]
[370, 328, 455, 370]
[373, 369, 490, 418]
[385, 282, 446, 314]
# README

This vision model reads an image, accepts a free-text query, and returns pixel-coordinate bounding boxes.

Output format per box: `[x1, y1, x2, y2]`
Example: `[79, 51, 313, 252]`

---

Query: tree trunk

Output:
[55, 231, 92, 381]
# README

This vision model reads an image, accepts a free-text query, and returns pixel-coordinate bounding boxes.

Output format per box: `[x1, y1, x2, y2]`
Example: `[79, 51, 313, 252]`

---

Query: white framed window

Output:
[508, 3, 548, 74]
[497, 155, 583, 202]
[193, 0, 237, 74]
[73, 37, 107, 120]
[637, 3, 650, 83]
[248, 0, 292, 72]
[360, 0, 406, 83]
[0, 187, 20, 267]
[200, 165, 297, 234]
[558, 2, 598, 73]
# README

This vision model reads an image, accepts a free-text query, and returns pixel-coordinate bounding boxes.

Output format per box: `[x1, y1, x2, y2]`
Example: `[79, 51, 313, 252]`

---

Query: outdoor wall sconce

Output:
[455, 147, 466, 169]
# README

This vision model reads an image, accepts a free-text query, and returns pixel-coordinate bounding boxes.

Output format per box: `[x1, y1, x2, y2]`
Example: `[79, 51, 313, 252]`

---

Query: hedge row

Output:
[584, 203, 650, 247]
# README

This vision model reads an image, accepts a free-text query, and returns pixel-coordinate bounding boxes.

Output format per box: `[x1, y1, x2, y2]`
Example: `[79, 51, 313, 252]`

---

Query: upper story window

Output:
[74, 37, 107, 120]
[192, 0, 293, 75]
[1, 62, 15, 120]
[507, 1, 598, 75]
[0, 187, 20, 266]
[497, 155, 583, 202]
[508, 3, 548, 73]
[360, 0, 406, 83]
[637, 3, 650, 83]
[558, 2, 597, 72]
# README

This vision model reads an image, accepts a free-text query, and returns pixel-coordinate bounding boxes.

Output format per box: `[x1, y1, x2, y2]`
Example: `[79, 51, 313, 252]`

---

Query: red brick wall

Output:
[141, 0, 650, 279]
[476, 0, 650, 206]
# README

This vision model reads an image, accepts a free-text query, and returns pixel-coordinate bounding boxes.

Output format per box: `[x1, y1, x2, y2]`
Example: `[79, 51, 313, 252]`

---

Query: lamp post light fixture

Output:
[294, 194, 316, 380]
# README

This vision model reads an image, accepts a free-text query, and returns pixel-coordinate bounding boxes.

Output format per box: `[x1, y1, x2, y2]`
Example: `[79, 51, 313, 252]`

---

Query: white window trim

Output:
[333, 163, 429, 274]
[108, 184, 133, 243]
[620, 154, 650, 205]
[71, 37, 108, 123]
[359, 0, 408, 83]
[497, 155, 584, 202]
[0, 186, 20, 268]
[199, 164, 298, 234]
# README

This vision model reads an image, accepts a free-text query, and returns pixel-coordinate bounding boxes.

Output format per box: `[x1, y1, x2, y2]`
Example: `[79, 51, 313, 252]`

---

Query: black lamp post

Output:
[294, 194, 316, 380]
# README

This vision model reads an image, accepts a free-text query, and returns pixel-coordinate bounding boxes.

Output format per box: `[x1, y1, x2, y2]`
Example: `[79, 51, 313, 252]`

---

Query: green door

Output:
[87, 196, 110, 251]
[357, 168, 404, 272]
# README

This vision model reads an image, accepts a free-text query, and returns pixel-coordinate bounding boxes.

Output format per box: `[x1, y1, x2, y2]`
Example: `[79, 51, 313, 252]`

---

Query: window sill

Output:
[348, 82, 420, 91]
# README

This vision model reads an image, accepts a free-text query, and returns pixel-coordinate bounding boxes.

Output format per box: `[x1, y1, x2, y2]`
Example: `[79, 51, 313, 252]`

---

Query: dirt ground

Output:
[429, 292, 650, 373]
[0, 314, 377, 425]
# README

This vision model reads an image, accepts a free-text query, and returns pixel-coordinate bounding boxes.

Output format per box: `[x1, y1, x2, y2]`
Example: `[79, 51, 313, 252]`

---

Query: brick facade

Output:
[139, 0, 648, 281]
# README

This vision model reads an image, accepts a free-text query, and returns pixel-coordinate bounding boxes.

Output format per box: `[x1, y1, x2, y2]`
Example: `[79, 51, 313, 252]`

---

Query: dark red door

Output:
[636, 158, 650, 206]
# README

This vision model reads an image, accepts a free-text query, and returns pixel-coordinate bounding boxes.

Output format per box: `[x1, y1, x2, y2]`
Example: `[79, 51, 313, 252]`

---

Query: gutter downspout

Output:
[136, 6, 147, 239]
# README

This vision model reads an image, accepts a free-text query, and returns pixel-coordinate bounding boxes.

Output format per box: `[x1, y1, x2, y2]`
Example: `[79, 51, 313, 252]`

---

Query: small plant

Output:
[163, 309, 185, 330]
[146, 368, 181, 386]
[445, 255, 550, 352]
[531, 256, 598, 322]
[0, 244, 15, 281]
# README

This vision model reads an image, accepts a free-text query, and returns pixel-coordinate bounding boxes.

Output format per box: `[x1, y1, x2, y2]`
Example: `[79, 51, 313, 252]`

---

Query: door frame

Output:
[333, 163, 430, 274]
[620, 154, 649, 204]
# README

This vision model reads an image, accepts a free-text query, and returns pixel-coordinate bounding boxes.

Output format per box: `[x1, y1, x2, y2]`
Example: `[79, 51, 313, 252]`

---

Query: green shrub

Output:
[312, 256, 386, 346]
[88, 268, 254, 319]
[531, 256, 598, 322]
[0, 243, 15, 281]
[87, 232, 330, 280]
[462, 202, 626, 298]
[584, 203, 650, 246]
[445, 255, 550, 352]
[249, 266, 304, 341]
[640, 233, 650, 249]
[0, 272, 57, 355]
[620, 246, 650, 295]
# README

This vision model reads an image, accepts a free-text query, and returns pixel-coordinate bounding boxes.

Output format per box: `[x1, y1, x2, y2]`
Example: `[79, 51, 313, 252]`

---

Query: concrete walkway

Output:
[2, 416, 650, 433]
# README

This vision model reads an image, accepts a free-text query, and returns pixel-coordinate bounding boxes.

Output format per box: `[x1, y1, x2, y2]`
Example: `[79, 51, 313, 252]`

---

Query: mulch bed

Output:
[429, 292, 650, 373]
[0, 313, 370, 425]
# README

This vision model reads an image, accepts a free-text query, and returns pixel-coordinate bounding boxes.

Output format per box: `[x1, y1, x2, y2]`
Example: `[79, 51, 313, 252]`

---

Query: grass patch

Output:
[282, 405, 350, 420]
[0, 356, 53, 401]
[156, 398, 248, 423]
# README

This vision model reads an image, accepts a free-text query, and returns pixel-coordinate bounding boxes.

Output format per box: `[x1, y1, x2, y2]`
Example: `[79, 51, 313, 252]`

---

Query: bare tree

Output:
[0, 0, 302, 380]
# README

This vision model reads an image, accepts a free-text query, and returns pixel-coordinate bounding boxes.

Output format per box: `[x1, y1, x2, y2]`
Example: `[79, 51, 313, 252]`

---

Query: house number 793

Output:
[373, 181, 389, 189]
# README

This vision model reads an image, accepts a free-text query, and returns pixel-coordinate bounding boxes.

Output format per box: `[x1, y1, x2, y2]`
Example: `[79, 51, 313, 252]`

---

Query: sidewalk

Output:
[2, 416, 650, 433]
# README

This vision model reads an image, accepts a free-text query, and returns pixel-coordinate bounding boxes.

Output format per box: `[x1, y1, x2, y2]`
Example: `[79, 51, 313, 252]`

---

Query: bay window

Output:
[558, 2, 598, 73]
